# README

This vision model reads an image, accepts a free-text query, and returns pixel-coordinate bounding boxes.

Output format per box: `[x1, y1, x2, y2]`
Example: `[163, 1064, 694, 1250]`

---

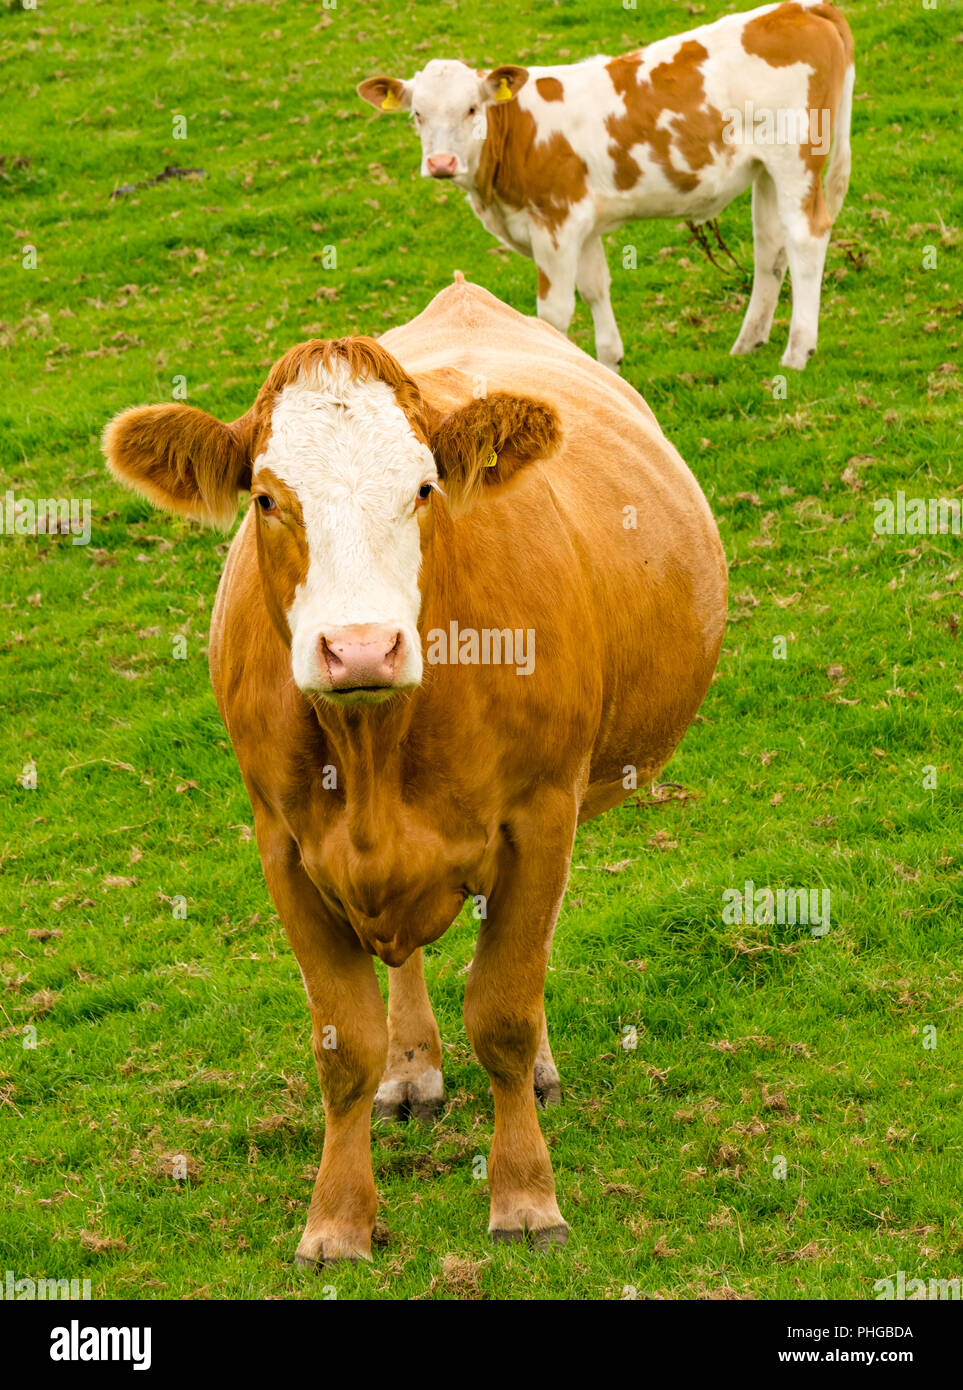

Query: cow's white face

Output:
[252, 359, 439, 702]
[359, 62, 529, 186]
[409, 60, 490, 183]
[104, 331, 562, 713]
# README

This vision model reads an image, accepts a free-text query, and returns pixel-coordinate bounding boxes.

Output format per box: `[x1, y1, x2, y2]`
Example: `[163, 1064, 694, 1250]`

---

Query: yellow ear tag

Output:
[486, 448, 498, 468]
[495, 77, 513, 102]
[381, 89, 401, 111]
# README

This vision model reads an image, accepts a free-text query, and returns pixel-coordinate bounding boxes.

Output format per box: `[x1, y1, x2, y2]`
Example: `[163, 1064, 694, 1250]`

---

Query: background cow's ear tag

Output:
[495, 78, 513, 102]
[381, 89, 401, 111]
[486, 448, 498, 468]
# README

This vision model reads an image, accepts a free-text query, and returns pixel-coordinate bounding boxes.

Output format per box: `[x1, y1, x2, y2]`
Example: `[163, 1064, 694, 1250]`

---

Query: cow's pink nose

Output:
[426, 153, 457, 178]
[320, 626, 404, 690]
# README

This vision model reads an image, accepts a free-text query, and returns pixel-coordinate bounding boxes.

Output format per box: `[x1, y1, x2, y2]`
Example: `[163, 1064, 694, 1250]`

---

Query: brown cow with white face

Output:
[103, 277, 727, 1264]
[360, 1, 855, 371]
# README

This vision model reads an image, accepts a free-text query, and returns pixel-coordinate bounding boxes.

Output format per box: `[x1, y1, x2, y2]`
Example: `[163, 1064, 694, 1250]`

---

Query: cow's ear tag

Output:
[381, 89, 401, 111]
[486, 448, 498, 468]
[495, 78, 513, 102]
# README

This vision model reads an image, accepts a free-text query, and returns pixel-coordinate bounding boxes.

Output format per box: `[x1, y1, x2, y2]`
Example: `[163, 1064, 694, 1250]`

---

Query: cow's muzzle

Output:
[319, 624, 405, 695]
[426, 153, 458, 178]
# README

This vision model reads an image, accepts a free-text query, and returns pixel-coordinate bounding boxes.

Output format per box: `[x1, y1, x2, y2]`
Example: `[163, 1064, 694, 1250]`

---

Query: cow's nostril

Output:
[321, 638, 346, 674]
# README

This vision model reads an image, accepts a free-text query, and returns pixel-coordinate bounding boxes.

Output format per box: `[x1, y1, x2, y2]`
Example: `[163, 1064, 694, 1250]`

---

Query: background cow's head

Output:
[103, 338, 559, 705]
[358, 60, 529, 185]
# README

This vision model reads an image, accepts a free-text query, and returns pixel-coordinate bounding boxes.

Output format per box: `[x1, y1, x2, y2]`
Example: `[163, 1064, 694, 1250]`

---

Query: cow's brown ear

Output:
[482, 65, 529, 103]
[428, 392, 560, 512]
[102, 404, 253, 530]
[357, 76, 412, 113]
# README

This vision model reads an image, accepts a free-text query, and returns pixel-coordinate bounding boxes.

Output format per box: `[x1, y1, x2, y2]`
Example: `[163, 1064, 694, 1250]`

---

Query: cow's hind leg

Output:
[778, 178, 832, 370]
[731, 168, 787, 356]
[576, 234, 624, 372]
[464, 793, 574, 1248]
[374, 949, 444, 1123]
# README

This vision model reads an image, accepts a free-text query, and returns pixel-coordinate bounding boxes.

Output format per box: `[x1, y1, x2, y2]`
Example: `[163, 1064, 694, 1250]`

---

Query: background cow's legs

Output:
[374, 949, 444, 1122]
[576, 235, 624, 372]
[531, 222, 580, 344]
[778, 179, 832, 370]
[463, 794, 575, 1246]
[731, 168, 787, 356]
[256, 814, 387, 1266]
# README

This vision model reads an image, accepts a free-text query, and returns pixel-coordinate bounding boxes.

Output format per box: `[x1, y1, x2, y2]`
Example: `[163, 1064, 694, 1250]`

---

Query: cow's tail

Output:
[825, 61, 854, 222]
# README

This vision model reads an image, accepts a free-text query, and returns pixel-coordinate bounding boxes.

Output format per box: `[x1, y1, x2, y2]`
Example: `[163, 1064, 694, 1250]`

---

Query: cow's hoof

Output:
[295, 1236, 372, 1270]
[730, 337, 764, 356]
[490, 1222, 569, 1250]
[293, 1234, 372, 1273]
[295, 1250, 362, 1271]
[780, 345, 816, 371]
[374, 1067, 444, 1123]
[530, 1223, 569, 1251]
[490, 1227, 524, 1245]
[295, 1249, 368, 1270]
[533, 1061, 562, 1109]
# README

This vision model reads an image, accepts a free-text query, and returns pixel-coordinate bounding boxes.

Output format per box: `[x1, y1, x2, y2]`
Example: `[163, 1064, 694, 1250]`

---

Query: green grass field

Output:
[1, 0, 960, 1302]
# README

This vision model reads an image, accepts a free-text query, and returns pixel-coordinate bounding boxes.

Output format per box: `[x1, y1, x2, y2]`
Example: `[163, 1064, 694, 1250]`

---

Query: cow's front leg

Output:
[257, 817, 387, 1266]
[483, 1002, 561, 1106]
[576, 234, 624, 372]
[299, 947, 386, 1266]
[731, 168, 787, 356]
[464, 794, 574, 1247]
[531, 222, 580, 342]
[375, 949, 444, 1123]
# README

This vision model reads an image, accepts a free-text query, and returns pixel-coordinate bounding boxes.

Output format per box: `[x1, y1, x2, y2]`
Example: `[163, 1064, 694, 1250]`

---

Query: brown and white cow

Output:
[359, 1, 854, 371]
[102, 276, 727, 1264]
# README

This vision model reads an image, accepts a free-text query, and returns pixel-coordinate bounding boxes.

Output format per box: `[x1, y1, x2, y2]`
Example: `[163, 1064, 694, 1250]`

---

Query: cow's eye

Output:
[415, 482, 435, 508]
[257, 494, 277, 514]
[414, 111, 422, 122]
[468, 106, 477, 116]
